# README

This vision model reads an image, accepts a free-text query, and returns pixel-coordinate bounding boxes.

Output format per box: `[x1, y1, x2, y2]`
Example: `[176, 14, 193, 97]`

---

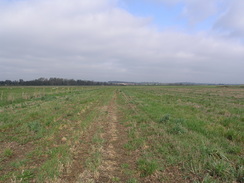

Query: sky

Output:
[0, 0, 244, 84]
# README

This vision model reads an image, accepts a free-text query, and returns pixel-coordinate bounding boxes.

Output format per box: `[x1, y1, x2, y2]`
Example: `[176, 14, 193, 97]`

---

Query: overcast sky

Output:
[0, 0, 243, 83]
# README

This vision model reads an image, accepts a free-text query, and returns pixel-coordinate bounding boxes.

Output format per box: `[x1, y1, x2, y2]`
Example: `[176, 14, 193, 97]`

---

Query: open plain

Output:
[0, 86, 243, 183]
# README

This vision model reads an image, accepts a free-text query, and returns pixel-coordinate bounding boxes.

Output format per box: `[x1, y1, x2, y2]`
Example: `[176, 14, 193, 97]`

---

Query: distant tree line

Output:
[0, 78, 111, 86]
[1, 78, 238, 86]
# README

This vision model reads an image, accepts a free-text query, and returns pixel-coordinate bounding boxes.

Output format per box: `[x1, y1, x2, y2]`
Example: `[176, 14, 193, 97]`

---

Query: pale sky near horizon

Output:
[0, 0, 244, 84]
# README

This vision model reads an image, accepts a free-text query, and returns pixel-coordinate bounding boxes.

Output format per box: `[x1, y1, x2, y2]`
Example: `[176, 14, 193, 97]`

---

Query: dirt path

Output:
[97, 92, 130, 182]
[59, 104, 103, 183]
[60, 90, 138, 183]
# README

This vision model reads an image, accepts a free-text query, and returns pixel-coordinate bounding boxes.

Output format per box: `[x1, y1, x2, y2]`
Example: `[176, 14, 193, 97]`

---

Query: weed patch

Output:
[3, 148, 14, 158]
[158, 114, 170, 123]
[137, 158, 158, 177]
[27, 121, 43, 133]
[168, 124, 187, 134]
[16, 169, 35, 182]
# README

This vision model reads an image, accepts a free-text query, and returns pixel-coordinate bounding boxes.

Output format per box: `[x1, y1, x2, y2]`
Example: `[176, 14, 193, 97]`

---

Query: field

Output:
[0, 86, 243, 183]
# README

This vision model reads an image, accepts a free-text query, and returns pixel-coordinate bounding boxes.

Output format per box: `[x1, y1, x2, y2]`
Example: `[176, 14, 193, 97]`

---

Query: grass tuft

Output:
[16, 170, 35, 182]
[27, 121, 43, 133]
[3, 148, 14, 158]
[159, 114, 170, 123]
[168, 124, 187, 134]
[137, 158, 158, 177]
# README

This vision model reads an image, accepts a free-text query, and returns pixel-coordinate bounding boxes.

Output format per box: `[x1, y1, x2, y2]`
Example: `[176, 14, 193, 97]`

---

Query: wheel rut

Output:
[91, 91, 137, 182]
[97, 93, 122, 182]
[60, 90, 138, 183]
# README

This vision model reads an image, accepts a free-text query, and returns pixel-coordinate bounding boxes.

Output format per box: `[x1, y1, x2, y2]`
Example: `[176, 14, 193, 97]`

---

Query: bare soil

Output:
[59, 91, 138, 183]
[96, 92, 138, 183]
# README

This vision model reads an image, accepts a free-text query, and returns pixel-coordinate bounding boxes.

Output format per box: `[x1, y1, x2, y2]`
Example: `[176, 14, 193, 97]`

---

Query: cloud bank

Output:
[0, 0, 243, 83]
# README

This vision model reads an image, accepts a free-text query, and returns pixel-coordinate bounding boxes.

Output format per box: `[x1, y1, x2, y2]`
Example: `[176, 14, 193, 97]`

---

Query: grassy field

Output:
[0, 86, 243, 182]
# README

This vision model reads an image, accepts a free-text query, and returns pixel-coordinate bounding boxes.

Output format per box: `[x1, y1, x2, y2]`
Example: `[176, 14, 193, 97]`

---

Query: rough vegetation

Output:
[0, 86, 243, 182]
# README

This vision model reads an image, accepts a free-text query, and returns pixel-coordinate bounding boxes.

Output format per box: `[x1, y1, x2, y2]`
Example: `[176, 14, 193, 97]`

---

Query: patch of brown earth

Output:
[78, 91, 138, 182]
[158, 166, 196, 183]
[59, 109, 103, 182]
[0, 141, 35, 180]
[61, 126, 98, 182]
[57, 91, 142, 182]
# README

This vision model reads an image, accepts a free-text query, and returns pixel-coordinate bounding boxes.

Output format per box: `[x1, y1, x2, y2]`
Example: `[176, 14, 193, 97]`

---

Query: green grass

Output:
[137, 158, 158, 177]
[117, 86, 244, 182]
[0, 86, 114, 182]
[0, 85, 243, 182]
[3, 148, 14, 158]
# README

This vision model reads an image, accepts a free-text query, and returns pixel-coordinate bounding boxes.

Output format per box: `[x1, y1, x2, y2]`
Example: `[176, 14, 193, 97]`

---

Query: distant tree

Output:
[0, 77, 110, 86]
[19, 79, 24, 85]
[5, 80, 12, 85]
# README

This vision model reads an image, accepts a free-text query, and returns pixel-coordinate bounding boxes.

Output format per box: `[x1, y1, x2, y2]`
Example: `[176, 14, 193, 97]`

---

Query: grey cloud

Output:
[145, 0, 224, 24]
[182, 0, 218, 24]
[214, 0, 244, 41]
[0, 0, 244, 83]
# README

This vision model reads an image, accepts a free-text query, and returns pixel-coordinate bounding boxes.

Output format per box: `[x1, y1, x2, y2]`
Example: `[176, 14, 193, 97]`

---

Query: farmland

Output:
[0, 86, 243, 183]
